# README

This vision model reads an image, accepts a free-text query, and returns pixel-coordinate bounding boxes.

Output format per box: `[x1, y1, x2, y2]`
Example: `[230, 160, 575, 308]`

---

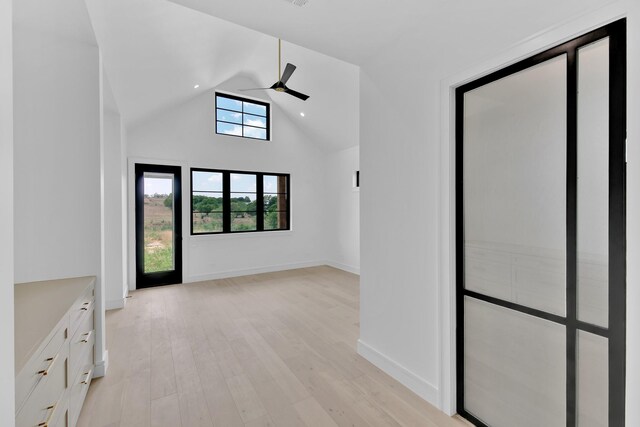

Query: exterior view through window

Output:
[143, 173, 175, 273]
[215, 93, 270, 140]
[192, 168, 289, 234]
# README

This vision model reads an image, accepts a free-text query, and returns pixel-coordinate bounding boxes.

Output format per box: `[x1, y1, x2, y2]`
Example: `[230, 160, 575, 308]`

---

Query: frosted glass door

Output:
[457, 20, 626, 427]
[577, 38, 610, 328]
[464, 298, 566, 427]
[463, 54, 567, 316]
[462, 54, 568, 427]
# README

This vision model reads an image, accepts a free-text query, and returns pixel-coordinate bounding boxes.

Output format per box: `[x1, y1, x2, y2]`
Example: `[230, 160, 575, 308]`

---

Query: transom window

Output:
[215, 93, 270, 141]
[191, 168, 289, 234]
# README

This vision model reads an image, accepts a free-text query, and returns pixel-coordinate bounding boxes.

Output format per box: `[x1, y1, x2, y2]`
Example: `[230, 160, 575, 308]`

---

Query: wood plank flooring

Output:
[77, 266, 469, 427]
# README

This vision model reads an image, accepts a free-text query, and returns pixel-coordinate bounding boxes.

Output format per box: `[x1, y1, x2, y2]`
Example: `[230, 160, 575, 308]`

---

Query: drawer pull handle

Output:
[38, 403, 57, 426]
[81, 306, 89, 311]
[37, 354, 58, 376]
[81, 330, 94, 343]
[81, 370, 93, 385]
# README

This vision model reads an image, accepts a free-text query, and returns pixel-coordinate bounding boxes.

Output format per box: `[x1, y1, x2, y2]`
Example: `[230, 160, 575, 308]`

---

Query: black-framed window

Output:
[191, 168, 289, 235]
[215, 93, 270, 141]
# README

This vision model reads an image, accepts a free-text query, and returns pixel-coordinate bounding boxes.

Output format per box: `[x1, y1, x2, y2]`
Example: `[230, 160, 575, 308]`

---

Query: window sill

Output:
[189, 229, 293, 241]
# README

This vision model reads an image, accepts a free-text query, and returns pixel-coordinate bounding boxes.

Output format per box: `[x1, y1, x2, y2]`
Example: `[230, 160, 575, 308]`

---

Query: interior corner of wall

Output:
[356, 339, 440, 408]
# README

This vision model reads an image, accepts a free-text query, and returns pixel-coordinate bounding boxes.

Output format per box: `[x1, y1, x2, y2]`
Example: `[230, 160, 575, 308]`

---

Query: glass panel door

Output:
[135, 164, 182, 288]
[456, 20, 626, 427]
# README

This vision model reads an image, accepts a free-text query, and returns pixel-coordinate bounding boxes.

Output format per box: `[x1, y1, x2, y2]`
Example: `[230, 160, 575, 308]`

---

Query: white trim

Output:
[185, 260, 325, 283]
[437, 2, 629, 416]
[357, 339, 439, 405]
[105, 298, 126, 310]
[190, 229, 293, 242]
[326, 260, 360, 275]
[93, 350, 109, 378]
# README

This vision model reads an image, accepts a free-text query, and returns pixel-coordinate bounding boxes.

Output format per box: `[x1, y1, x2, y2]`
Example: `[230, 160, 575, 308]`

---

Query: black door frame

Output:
[135, 163, 183, 288]
[455, 19, 626, 427]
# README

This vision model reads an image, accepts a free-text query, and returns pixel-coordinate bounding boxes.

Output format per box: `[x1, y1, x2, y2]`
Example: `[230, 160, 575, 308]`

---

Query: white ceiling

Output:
[167, 0, 449, 65]
[85, 0, 614, 152]
[167, 0, 616, 66]
[85, 0, 359, 151]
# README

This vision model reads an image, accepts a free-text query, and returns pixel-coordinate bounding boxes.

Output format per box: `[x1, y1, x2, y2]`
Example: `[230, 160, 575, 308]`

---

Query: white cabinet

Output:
[15, 277, 96, 427]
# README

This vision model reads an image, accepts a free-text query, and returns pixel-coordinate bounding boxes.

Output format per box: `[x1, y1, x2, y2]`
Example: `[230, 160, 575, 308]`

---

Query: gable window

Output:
[191, 168, 289, 235]
[215, 93, 270, 141]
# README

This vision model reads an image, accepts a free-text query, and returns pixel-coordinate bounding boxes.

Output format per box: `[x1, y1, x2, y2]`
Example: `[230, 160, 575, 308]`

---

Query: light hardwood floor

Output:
[78, 266, 469, 427]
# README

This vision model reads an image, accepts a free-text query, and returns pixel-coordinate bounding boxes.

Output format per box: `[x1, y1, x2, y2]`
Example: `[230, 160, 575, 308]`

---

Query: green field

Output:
[144, 194, 287, 273]
[143, 195, 174, 273]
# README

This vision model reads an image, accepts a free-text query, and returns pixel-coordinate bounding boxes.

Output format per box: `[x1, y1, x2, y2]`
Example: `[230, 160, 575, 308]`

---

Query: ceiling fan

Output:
[239, 39, 310, 101]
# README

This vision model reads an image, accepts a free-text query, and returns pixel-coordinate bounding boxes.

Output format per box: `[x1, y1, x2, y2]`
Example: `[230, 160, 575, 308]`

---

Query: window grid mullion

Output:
[216, 93, 269, 141]
[257, 173, 264, 231]
[222, 172, 231, 233]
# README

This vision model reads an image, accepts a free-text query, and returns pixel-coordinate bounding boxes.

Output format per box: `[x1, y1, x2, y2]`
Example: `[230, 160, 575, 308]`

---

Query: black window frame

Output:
[215, 92, 271, 141]
[191, 168, 290, 235]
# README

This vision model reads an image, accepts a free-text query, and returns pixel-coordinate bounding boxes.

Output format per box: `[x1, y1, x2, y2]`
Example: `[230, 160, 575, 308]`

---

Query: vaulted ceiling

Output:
[85, 0, 359, 151]
[84, 0, 612, 151]
[167, 0, 614, 66]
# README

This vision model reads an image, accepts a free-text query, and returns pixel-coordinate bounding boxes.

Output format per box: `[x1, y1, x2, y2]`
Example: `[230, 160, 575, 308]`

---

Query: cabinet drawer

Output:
[15, 318, 68, 412]
[52, 397, 69, 427]
[69, 286, 94, 338]
[69, 305, 94, 380]
[68, 348, 94, 427]
[16, 344, 68, 427]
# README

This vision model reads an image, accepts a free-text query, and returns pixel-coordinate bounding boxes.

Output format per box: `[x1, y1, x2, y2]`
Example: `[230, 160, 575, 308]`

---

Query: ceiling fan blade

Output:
[238, 88, 272, 92]
[280, 63, 297, 85]
[284, 87, 309, 101]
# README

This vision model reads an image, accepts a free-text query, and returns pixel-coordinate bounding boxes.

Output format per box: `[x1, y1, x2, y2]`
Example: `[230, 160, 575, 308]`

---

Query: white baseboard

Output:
[357, 339, 439, 406]
[186, 260, 325, 283]
[105, 298, 125, 310]
[326, 260, 360, 275]
[93, 350, 109, 378]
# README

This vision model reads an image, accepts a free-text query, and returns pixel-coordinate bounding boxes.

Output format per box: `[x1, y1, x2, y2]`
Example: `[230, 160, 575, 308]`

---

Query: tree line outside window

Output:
[191, 168, 289, 234]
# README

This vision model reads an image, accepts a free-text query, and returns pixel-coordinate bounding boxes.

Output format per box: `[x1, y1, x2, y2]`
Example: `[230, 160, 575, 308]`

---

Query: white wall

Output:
[120, 124, 129, 299]
[358, 0, 640, 421]
[102, 76, 127, 309]
[326, 146, 360, 274]
[0, 0, 14, 423]
[126, 75, 331, 286]
[13, 28, 101, 284]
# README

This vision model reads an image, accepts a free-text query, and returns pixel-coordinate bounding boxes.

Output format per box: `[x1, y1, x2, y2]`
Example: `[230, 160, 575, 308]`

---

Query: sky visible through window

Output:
[216, 94, 269, 140]
[231, 173, 257, 201]
[145, 172, 261, 196]
[144, 176, 172, 196]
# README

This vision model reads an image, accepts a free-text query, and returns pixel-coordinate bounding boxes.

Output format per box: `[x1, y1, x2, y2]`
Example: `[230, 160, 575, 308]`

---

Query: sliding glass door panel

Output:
[577, 38, 610, 328]
[464, 297, 566, 427]
[463, 55, 567, 316]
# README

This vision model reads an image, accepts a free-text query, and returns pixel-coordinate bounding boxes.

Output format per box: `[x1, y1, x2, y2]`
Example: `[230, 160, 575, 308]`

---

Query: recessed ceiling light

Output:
[194, 84, 200, 89]
[300, 112, 305, 117]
